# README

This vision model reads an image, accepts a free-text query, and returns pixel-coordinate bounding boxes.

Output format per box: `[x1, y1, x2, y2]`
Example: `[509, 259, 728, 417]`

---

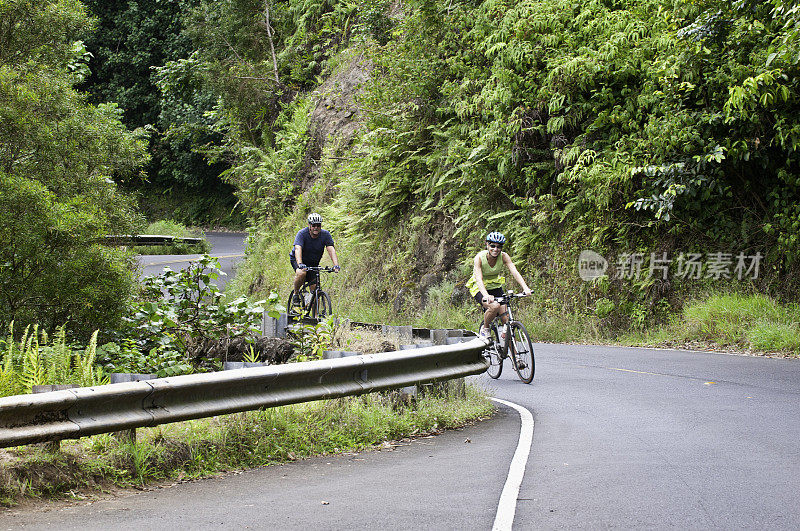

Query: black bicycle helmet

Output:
[486, 231, 506, 244]
[307, 212, 323, 224]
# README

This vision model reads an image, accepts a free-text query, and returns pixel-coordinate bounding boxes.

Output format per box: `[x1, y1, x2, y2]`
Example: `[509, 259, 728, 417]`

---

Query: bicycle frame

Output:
[487, 293, 518, 356]
[289, 266, 336, 319]
[481, 290, 535, 383]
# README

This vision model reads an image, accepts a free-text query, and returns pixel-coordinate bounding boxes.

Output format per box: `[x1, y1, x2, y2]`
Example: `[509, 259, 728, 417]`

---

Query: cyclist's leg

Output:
[475, 293, 498, 332]
[478, 288, 505, 329]
[497, 304, 510, 342]
[305, 268, 320, 292]
[290, 255, 307, 295]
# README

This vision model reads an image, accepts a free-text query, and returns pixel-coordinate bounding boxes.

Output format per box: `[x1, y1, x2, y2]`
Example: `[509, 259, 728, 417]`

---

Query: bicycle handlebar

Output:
[483, 291, 530, 304]
[304, 266, 339, 272]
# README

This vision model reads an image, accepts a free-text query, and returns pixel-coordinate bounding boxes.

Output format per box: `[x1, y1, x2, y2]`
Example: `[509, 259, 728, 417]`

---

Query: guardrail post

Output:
[431, 329, 448, 345]
[433, 330, 467, 398]
[32, 385, 79, 451]
[277, 313, 288, 338]
[108, 373, 156, 443]
[398, 325, 412, 341]
[262, 312, 275, 337]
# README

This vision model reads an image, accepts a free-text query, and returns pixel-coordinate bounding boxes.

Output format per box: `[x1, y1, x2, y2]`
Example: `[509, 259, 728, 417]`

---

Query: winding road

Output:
[2, 344, 798, 529]
[137, 231, 248, 289]
[2, 233, 799, 529]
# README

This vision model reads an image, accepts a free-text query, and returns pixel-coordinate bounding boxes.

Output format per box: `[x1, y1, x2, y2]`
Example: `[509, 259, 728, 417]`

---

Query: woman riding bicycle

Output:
[467, 232, 532, 339]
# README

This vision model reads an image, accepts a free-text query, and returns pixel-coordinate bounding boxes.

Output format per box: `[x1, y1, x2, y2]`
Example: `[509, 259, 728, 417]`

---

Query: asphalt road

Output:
[137, 232, 247, 289]
[2, 343, 798, 529]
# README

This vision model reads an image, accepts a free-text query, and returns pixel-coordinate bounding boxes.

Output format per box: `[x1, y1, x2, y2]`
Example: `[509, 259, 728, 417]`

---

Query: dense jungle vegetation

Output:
[3, 0, 800, 346]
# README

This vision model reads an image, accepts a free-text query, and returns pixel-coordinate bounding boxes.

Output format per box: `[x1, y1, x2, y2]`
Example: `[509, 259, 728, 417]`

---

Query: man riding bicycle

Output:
[290, 213, 340, 303]
[467, 231, 532, 339]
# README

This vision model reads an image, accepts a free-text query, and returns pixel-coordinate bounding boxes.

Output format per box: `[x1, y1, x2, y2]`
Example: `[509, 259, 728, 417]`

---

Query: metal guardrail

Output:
[104, 234, 204, 247]
[0, 338, 488, 448]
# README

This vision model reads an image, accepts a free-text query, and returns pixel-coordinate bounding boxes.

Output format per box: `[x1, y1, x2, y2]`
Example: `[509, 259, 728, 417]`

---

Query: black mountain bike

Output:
[287, 266, 335, 319]
[480, 291, 535, 384]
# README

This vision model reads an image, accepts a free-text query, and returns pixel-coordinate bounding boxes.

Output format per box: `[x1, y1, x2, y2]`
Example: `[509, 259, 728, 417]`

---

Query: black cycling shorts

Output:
[290, 255, 319, 285]
[474, 287, 505, 305]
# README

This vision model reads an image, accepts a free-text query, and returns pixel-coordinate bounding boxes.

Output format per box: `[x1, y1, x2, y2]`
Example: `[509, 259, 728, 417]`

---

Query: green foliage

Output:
[108, 255, 281, 375]
[628, 293, 800, 354]
[289, 316, 336, 361]
[0, 324, 108, 397]
[0, 0, 148, 338]
[80, 0, 240, 227]
[220, 96, 314, 222]
[0, 386, 493, 504]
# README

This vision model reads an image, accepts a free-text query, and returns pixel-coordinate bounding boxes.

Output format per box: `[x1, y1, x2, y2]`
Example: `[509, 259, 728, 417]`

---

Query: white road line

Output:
[490, 397, 535, 531]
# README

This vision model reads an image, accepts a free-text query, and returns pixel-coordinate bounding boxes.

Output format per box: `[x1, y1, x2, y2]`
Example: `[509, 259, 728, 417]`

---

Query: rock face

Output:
[300, 51, 464, 312]
[294, 53, 374, 191]
[309, 53, 373, 153]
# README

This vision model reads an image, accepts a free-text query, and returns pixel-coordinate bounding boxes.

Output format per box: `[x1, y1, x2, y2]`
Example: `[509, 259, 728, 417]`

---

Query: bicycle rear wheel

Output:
[480, 319, 503, 379]
[314, 291, 333, 319]
[509, 321, 535, 383]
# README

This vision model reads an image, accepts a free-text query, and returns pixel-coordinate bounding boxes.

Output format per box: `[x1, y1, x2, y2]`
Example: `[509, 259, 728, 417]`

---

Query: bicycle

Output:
[479, 291, 535, 384]
[287, 266, 336, 319]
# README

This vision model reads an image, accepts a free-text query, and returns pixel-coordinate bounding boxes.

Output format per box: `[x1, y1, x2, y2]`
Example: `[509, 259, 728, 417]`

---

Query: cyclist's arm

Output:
[473, 253, 491, 301]
[502, 252, 532, 295]
[294, 245, 304, 265]
[326, 245, 339, 268]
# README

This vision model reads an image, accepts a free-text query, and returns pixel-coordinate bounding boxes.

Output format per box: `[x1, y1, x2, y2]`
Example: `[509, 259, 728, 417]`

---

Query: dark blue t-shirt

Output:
[288, 227, 334, 266]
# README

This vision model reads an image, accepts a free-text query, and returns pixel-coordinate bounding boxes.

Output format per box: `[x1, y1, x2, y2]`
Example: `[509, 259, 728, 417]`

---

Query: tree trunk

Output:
[264, 1, 279, 83]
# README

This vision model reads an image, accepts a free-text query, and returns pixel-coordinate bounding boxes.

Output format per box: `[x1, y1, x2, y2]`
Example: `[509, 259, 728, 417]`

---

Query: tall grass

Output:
[0, 324, 108, 397]
[0, 386, 494, 505]
[629, 294, 800, 354]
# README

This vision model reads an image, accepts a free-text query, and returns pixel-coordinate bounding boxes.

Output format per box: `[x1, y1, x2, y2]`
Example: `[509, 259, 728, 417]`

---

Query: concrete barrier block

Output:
[431, 329, 449, 346]
[397, 325, 413, 340]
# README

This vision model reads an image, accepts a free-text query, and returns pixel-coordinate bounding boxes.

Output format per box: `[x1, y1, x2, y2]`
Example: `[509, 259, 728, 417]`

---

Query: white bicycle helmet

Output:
[486, 231, 506, 244]
[307, 213, 323, 224]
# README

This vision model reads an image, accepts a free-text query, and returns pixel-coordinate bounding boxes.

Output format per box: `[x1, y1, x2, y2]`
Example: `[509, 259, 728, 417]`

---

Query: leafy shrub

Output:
[0, 1, 148, 338]
[680, 294, 800, 352]
[144, 220, 201, 238]
[103, 255, 282, 375]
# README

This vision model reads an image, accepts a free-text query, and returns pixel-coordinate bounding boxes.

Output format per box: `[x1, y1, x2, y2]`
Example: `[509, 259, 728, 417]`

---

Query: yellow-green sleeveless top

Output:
[466, 250, 506, 296]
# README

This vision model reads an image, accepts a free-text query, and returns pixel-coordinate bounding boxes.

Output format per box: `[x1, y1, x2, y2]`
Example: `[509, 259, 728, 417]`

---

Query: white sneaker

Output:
[479, 326, 490, 339]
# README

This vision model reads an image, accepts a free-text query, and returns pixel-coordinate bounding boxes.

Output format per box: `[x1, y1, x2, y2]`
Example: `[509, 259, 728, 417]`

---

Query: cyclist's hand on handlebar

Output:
[523, 289, 532, 296]
[333, 265, 340, 272]
[482, 294, 495, 304]
[298, 263, 307, 270]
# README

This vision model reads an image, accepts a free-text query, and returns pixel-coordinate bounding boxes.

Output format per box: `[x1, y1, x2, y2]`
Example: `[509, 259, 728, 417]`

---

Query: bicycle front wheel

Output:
[287, 290, 303, 318]
[314, 291, 333, 319]
[479, 318, 503, 379]
[509, 321, 535, 383]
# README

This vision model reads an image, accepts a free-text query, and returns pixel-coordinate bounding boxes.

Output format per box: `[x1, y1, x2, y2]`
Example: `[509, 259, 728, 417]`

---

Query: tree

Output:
[79, 0, 241, 226]
[0, 0, 148, 337]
